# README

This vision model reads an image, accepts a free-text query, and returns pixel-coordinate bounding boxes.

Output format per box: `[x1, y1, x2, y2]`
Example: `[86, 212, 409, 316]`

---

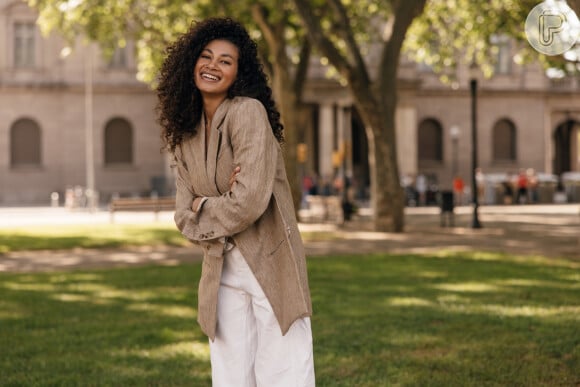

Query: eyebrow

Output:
[202, 48, 237, 60]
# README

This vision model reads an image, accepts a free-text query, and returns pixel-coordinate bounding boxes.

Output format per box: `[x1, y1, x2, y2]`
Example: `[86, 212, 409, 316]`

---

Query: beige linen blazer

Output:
[173, 97, 312, 341]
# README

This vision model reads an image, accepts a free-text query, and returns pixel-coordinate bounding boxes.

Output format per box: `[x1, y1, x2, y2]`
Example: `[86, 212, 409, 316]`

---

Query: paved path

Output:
[0, 204, 579, 272]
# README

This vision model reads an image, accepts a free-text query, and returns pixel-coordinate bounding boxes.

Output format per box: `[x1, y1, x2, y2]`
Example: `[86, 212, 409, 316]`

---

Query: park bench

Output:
[109, 196, 175, 222]
[305, 195, 344, 223]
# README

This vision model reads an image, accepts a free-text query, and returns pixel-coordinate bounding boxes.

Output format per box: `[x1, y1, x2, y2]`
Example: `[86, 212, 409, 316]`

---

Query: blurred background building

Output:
[1, 0, 579, 207]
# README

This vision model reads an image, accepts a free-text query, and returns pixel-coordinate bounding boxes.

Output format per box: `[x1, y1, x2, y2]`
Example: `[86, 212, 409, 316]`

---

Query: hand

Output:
[229, 165, 241, 190]
[191, 196, 204, 212]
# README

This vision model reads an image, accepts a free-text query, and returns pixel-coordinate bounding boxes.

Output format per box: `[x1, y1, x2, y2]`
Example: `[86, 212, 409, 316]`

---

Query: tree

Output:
[293, 0, 427, 232]
[28, 0, 311, 213]
[293, 0, 580, 232]
[405, 0, 580, 83]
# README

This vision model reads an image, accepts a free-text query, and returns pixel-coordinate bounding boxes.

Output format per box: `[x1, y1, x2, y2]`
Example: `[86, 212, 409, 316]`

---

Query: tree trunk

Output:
[345, 66, 405, 232]
[355, 100, 404, 232]
[252, 4, 303, 217]
[274, 73, 303, 216]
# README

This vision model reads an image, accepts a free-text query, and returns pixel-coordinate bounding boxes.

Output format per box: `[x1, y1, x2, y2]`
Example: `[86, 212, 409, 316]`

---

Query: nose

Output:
[203, 58, 218, 69]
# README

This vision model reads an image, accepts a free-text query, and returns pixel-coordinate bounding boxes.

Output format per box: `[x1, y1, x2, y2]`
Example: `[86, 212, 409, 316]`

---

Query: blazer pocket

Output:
[268, 226, 291, 255]
[269, 238, 285, 255]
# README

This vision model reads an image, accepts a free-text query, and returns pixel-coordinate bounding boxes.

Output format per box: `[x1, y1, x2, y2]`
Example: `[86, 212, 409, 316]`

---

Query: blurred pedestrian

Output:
[453, 175, 464, 205]
[527, 168, 538, 203]
[516, 169, 528, 204]
[502, 172, 514, 205]
[416, 173, 427, 206]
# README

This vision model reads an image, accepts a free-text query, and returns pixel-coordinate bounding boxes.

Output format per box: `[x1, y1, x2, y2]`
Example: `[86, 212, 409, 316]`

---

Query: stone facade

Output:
[1, 0, 579, 206]
[0, 0, 168, 206]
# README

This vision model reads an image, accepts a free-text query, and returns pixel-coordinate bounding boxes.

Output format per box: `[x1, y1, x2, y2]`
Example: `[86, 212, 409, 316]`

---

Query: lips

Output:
[200, 72, 220, 81]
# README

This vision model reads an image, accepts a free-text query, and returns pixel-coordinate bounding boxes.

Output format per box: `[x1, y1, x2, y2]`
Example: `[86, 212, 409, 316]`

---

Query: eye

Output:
[220, 60, 231, 65]
[200, 54, 211, 60]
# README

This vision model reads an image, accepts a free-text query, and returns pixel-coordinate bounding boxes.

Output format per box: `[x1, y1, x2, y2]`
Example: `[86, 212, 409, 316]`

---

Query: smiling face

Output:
[194, 39, 239, 101]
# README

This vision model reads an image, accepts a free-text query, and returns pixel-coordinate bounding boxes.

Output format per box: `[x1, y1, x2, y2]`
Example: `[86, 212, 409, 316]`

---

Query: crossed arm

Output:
[173, 99, 278, 244]
[191, 166, 240, 213]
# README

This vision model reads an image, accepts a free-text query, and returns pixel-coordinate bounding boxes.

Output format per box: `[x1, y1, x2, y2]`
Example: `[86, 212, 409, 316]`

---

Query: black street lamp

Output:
[450, 125, 460, 178]
[470, 72, 482, 229]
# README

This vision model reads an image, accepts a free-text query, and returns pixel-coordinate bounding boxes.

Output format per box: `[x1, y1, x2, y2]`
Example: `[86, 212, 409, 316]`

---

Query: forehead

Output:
[202, 39, 239, 58]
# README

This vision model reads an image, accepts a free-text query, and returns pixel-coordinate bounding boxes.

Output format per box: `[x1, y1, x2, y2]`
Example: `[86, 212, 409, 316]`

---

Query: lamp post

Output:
[85, 44, 96, 212]
[470, 67, 482, 229]
[60, 44, 96, 211]
[450, 125, 460, 178]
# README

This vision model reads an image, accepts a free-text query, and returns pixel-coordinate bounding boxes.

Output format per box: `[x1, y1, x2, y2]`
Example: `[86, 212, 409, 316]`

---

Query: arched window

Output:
[104, 118, 133, 165]
[492, 118, 516, 161]
[418, 118, 443, 161]
[10, 118, 41, 167]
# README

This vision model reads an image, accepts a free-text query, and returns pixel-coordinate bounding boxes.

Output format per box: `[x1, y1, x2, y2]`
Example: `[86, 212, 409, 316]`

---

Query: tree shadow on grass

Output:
[308, 252, 580, 386]
[0, 264, 211, 386]
[1, 252, 578, 386]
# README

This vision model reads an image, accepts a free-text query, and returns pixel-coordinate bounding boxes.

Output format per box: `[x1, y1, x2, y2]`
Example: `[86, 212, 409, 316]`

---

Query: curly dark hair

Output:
[156, 17, 284, 153]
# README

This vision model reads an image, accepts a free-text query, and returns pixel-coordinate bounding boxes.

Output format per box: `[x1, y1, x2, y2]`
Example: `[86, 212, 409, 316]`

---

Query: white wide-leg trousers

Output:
[209, 246, 315, 387]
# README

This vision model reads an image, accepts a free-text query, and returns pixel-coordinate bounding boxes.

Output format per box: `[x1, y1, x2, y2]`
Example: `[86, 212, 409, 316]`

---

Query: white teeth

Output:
[201, 73, 219, 81]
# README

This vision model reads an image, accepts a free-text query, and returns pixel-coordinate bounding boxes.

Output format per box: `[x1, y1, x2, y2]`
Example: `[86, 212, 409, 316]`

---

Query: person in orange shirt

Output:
[453, 175, 464, 205]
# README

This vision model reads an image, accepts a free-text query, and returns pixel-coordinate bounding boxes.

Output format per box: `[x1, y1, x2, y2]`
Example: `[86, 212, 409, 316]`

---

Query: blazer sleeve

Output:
[173, 147, 225, 257]
[177, 98, 278, 242]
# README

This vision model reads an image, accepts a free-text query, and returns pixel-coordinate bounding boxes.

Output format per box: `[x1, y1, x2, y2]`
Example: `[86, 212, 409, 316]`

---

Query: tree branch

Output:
[293, 39, 311, 100]
[379, 0, 426, 91]
[252, 3, 288, 69]
[327, 0, 367, 76]
[292, 0, 352, 77]
[252, 4, 276, 53]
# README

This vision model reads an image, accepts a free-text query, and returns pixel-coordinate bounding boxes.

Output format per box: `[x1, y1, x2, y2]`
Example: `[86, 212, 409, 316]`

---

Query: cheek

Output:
[193, 64, 204, 84]
[228, 68, 239, 84]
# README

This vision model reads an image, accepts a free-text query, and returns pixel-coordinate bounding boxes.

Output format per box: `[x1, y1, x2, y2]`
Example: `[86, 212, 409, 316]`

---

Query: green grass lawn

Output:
[0, 224, 189, 253]
[1, 251, 578, 386]
[0, 223, 336, 253]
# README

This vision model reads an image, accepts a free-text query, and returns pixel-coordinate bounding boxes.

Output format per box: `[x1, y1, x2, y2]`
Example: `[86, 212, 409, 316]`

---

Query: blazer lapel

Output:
[205, 99, 231, 194]
[179, 125, 211, 196]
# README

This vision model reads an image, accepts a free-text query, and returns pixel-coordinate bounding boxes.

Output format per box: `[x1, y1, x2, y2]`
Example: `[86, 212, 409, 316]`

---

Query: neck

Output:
[202, 95, 227, 123]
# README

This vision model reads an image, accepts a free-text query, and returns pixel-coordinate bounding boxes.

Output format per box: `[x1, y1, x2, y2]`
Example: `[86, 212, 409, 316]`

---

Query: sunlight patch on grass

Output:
[64, 284, 185, 303]
[441, 303, 580, 319]
[51, 293, 93, 303]
[416, 270, 448, 279]
[386, 297, 434, 307]
[2, 282, 57, 291]
[559, 272, 580, 282]
[433, 282, 503, 293]
[436, 294, 471, 303]
[119, 341, 210, 361]
[127, 303, 196, 319]
[493, 278, 579, 289]
[49, 273, 103, 283]
[0, 301, 27, 319]
[0, 223, 188, 252]
[477, 304, 580, 319]
[431, 250, 580, 269]
[503, 254, 580, 269]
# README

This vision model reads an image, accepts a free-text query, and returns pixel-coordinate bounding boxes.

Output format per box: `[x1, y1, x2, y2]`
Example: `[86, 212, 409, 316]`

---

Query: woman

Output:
[156, 17, 315, 386]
